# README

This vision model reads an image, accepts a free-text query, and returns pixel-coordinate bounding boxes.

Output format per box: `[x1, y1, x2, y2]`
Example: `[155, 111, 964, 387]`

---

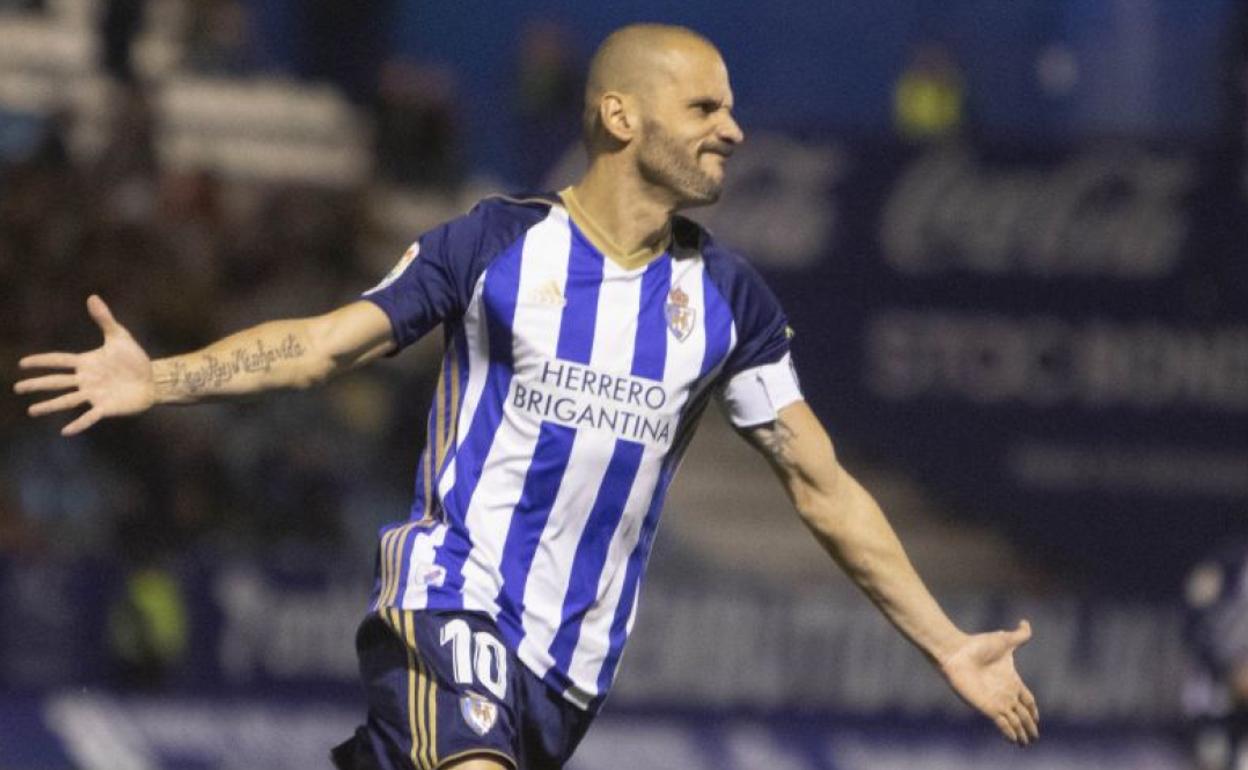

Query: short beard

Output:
[636, 119, 722, 207]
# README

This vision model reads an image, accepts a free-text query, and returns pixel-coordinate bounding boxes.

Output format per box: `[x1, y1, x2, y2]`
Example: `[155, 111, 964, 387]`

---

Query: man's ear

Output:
[599, 92, 636, 144]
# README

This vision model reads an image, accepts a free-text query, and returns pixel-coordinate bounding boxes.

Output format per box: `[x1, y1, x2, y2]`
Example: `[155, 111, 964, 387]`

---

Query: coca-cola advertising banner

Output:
[694, 136, 1248, 593]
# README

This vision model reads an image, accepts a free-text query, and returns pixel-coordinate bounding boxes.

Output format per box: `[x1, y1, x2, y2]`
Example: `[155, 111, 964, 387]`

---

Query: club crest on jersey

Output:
[364, 242, 419, 295]
[665, 286, 697, 342]
[459, 691, 498, 736]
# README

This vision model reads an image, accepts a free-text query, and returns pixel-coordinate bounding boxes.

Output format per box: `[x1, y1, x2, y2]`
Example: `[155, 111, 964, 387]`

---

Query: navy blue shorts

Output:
[332, 609, 595, 770]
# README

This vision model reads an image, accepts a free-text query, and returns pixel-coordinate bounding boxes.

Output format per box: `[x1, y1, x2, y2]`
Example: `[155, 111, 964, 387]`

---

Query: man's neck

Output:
[567, 160, 675, 259]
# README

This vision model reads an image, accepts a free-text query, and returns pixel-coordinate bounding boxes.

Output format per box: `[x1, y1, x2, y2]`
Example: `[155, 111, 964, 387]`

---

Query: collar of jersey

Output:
[558, 187, 670, 271]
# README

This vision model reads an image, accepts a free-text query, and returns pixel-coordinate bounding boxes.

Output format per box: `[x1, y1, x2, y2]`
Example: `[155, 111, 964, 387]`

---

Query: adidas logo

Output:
[526, 279, 566, 307]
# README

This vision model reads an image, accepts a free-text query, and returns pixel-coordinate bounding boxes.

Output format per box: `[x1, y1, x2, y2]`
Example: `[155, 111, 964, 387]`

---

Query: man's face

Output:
[634, 47, 744, 208]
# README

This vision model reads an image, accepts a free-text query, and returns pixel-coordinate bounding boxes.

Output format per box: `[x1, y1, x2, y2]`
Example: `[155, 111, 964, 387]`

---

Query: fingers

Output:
[1003, 709, 1028, 746]
[1015, 696, 1040, 743]
[27, 390, 88, 417]
[87, 294, 123, 337]
[14, 373, 77, 395]
[993, 714, 1019, 745]
[1006, 622, 1039, 745]
[1020, 685, 1040, 724]
[996, 688, 1040, 747]
[62, 406, 105, 436]
[21, 385, 108, 435]
[19, 352, 79, 370]
[997, 705, 1037, 747]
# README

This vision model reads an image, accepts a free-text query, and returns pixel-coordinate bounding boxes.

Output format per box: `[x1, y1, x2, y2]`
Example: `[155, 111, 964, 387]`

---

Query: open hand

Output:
[14, 295, 154, 435]
[941, 620, 1040, 746]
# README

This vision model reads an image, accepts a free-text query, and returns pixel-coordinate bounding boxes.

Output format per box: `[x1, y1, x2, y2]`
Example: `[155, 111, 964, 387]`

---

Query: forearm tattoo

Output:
[155, 334, 307, 397]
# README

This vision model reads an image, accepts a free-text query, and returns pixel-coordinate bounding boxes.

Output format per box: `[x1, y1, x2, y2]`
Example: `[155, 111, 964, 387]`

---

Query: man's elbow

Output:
[291, 359, 334, 390]
[299, 314, 360, 388]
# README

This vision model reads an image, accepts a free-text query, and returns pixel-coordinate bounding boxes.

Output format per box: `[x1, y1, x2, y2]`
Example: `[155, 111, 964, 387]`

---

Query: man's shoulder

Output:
[673, 215, 771, 292]
[671, 218, 791, 360]
[439, 191, 560, 234]
[468, 191, 561, 225]
[430, 192, 560, 262]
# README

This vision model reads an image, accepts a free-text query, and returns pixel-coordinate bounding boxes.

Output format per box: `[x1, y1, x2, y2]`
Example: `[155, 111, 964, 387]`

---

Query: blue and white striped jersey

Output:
[363, 189, 802, 710]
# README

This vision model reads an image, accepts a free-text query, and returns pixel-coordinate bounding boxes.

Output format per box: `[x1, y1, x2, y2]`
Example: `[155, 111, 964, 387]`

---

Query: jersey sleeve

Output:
[361, 202, 498, 352]
[712, 252, 804, 428]
[721, 351, 803, 427]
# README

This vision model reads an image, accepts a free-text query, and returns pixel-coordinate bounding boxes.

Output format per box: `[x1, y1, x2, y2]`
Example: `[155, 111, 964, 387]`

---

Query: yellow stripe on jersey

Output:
[422, 432, 434, 524]
[445, 348, 461, 474]
[421, 346, 462, 528]
[376, 527, 396, 609]
[413, 341, 441, 526]
[434, 358, 447, 486]
[381, 523, 416, 608]
[381, 342, 466, 611]
[383, 527, 400, 607]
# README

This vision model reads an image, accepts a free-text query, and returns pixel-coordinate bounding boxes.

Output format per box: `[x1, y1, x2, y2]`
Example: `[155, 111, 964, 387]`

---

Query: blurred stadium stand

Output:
[1, 0, 1246, 768]
[0, 0, 370, 183]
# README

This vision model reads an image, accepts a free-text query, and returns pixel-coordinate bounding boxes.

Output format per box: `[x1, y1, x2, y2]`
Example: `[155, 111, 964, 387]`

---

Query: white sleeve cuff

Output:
[720, 352, 804, 428]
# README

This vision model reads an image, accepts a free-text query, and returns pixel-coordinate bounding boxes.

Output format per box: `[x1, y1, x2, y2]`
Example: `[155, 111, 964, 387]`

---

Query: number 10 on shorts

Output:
[440, 618, 508, 699]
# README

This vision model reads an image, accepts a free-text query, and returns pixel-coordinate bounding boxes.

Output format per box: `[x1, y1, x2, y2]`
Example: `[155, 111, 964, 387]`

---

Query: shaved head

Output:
[582, 24, 723, 151]
[576, 24, 742, 209]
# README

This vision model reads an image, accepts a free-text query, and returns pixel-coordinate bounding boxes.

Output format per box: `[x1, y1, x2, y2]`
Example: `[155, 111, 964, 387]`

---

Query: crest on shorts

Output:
[665, 286, 697, 342]
[459, 691, 498, 736]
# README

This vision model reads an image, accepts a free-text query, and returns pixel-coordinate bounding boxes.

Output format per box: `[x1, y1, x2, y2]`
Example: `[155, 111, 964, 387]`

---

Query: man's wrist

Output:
[151, 358, 184, 405]
[931, 628, 971, 669]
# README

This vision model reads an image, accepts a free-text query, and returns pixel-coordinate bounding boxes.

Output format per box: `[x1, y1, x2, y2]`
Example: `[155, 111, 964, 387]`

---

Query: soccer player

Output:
[15, 23, 1039, 770]
[1183, 544, 1248, 770]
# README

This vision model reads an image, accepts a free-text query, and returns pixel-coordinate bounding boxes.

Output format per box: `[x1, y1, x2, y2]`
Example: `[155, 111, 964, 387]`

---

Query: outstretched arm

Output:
[742, 400, 1040, 746]
[15, 295, 394, 435]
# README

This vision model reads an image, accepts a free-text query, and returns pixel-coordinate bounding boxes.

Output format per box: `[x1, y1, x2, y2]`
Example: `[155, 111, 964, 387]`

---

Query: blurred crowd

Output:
[0, 1, 500, 568]
[0, 0, 593, 689]
[0, 98, 437, 566]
